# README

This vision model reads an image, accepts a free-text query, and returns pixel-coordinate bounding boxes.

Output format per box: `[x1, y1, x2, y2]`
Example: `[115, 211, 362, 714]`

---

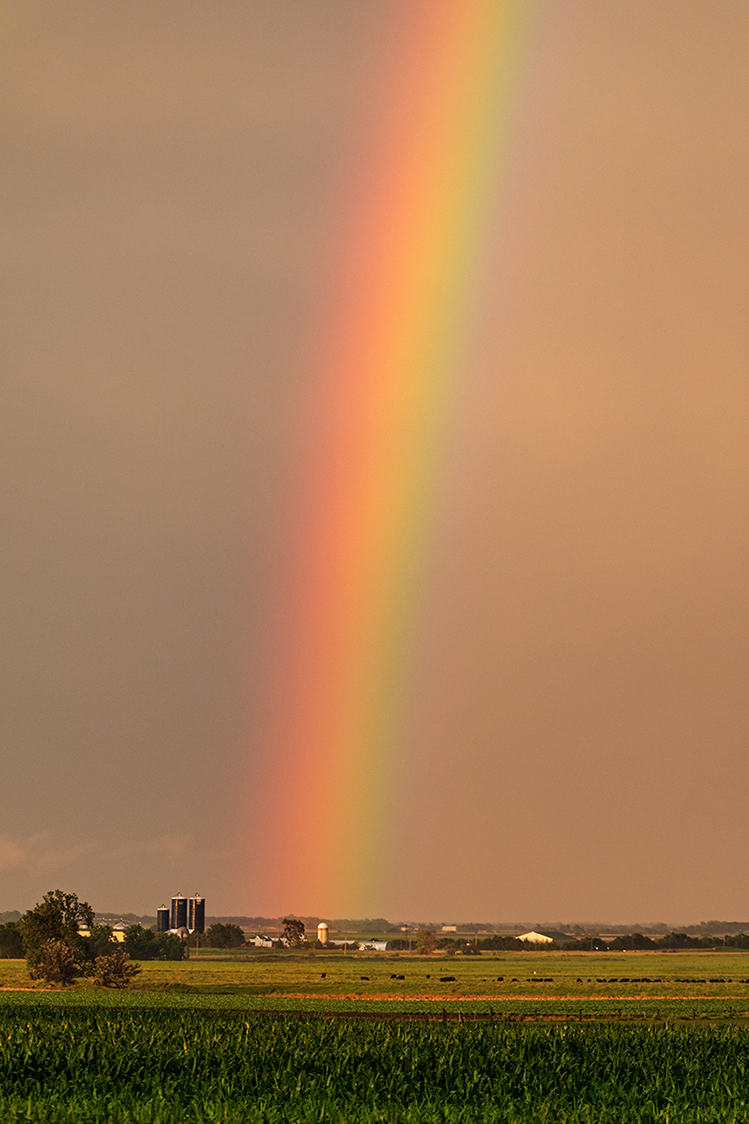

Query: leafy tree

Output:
[80, 924, 116, 961]
[282, 918, 305, 948]
[477, 935, 524, 952]
[87, 950, 141, 988]
[656, 931, 701, 949]
[38, 939, 80, 986]
[415, 929, 435, 954]
[122, 924, 185, 961]
[19, 890, 95, 979]
[726, 932, 749, 949]
[608, 933, 656, 951]
[204, 923, 245, 949]
[0, 921, 24, 959]
[438, 938, 458, 954]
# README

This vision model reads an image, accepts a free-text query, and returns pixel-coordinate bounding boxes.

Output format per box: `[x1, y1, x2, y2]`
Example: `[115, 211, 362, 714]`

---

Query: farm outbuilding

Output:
[517, 930, 569, 944]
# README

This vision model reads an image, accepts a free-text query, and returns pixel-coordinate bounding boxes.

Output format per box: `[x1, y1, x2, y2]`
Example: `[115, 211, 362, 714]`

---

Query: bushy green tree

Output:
[204, 923, 245, 949]
[282, 918, 305, 948]
[415, 929, 435, 954]
[608, 933, 656, 951]
[656, 931, 703, 949]
[122, 924, 185, 961]
[0, 921, 24, 959]
[19, 891, 95, 980]
[81, 924, 116, 960]
[477, 935, 524, 952]
[38, 939, 79, 986]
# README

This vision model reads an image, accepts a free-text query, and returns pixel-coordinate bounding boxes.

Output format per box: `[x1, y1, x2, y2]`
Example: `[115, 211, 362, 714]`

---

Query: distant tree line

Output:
[603, 931, 749, 951]
[429, 931, 749, 954]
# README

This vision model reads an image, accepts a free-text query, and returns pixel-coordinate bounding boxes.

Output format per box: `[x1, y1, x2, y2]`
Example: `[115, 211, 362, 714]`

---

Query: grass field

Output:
[4, 950, 749, 1019]
[4, 953, 749, 1121]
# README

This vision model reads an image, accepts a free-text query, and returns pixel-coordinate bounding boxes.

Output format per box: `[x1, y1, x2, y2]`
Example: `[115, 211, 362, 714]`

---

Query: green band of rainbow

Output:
[249, 0, 550, 914]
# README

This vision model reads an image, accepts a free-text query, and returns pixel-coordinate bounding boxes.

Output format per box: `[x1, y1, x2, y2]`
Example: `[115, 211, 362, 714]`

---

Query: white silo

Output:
[317, 922, 329, 945]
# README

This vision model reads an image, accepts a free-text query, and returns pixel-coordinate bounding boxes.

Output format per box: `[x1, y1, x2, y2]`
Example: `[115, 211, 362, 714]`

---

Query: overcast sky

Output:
[2, 1, 749, 924]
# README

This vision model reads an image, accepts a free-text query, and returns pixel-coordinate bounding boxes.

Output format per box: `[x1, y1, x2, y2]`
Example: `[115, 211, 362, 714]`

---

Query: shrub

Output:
[36, 938, 80, 986]
[88, 950, 141, 988]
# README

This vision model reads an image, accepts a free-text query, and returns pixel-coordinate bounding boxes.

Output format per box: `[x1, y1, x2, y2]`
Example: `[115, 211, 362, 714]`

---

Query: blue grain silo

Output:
[171, 893, 187, 930]
[188, 894, 205, 934]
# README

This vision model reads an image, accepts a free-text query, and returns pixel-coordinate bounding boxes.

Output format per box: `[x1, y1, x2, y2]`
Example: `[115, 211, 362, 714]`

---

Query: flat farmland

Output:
[4, 956, 749, 1121]
[3, 951, 749, 1019]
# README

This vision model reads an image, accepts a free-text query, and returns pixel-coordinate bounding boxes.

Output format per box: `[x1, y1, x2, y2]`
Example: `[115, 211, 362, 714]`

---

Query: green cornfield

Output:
[2, 1007, 749, 1122]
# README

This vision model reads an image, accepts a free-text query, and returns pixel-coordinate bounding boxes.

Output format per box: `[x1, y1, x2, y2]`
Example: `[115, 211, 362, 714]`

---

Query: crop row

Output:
[2, 989, 749, 1019]
[2, 1007, 749, 1121]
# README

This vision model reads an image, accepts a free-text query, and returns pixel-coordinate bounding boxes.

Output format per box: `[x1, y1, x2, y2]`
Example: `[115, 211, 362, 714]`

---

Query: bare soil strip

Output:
[272, 992, 744, 1002]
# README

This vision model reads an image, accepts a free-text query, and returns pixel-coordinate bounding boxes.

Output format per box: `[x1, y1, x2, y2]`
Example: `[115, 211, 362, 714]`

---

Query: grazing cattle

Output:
[577, 978, 582, 983]
[397, 974, 405, 980]
[426, 974, 430, 979]
[497, 977, 504, 982]
[390, 973, 398, 979]
[439, 976, 456, 983]
[360, 976, 370, 981]
[321, 973, 326, 978]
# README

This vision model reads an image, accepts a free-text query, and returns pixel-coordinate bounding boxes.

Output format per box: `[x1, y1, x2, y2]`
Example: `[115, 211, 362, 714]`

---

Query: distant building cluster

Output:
[245, 923, 392, 951]
[156, 893, 205, 935]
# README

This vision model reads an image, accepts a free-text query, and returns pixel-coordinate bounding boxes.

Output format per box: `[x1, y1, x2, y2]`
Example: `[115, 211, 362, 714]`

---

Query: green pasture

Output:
[4, 951, 749, 1020]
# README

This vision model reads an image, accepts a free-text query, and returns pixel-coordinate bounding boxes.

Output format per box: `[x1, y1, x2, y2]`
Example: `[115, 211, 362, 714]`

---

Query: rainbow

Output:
[249, 0, 558, 915]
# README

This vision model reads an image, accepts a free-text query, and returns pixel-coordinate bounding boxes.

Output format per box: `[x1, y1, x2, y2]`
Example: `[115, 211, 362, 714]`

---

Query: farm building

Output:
[517, 930, 569, 944]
